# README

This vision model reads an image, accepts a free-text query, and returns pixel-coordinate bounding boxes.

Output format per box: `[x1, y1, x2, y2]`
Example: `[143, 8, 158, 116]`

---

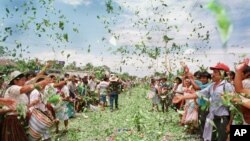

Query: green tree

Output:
[83, 63, 94, 71]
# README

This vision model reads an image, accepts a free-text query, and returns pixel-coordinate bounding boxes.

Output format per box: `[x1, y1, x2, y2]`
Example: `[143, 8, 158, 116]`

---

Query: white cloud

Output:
[59, 0, 92, 6]
[3, 0, 250, 77]
[110, 0, 250, 50]
[184, 48, 195, 55]
[107, 0, 217, 49]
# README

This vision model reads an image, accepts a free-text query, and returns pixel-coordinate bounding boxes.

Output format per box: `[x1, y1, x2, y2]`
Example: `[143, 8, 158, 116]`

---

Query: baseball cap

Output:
[210, 63, 230, 72]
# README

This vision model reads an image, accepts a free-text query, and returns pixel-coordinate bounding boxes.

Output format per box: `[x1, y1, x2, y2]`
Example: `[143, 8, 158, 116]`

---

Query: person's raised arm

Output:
[20, 78, 51, 94]
[187, 73, 201, 90]
[234, 58, 250, 94]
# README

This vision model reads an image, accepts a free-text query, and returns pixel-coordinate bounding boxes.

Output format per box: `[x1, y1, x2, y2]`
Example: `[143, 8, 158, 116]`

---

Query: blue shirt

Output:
[197, 80, 235, 116]
[197, 82, 211, 106]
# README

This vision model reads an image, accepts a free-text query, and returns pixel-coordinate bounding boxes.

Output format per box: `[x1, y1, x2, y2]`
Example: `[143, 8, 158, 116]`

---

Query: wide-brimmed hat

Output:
[210, 63, 230, 72]
[159, 77, 167, 81]
[109, 76, 118, 82]
[83, 73, 88, 77]
[154, 76, 160, 81]
[9, 71, 25, 85]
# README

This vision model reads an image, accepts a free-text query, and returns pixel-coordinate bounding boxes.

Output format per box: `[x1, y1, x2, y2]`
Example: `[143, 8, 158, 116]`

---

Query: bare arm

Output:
[20, 79, 50, 94]
[234, 59, 250, 94]
[36, 61, 52, 76]
[0, 98, 16, 110]
[172, 92, 198, 104]
[53, 81, 67, 88]
[189, 77, 201, 91]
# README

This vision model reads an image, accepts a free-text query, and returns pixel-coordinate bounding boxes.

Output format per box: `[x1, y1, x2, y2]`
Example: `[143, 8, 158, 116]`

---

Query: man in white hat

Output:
[108, 75, 122, 112]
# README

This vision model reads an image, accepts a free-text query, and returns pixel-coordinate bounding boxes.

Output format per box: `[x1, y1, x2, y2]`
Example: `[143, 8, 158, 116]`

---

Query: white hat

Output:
[109, 76, 118, 82]
[9, 71, 25, 85]
[83, 73, 88, 77]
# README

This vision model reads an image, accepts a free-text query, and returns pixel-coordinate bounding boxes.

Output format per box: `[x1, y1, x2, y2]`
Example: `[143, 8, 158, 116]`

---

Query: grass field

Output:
[52, 86, 200, 141]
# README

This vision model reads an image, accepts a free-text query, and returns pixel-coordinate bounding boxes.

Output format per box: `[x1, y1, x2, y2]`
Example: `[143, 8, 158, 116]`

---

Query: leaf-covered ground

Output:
[52, 86, 200, 141]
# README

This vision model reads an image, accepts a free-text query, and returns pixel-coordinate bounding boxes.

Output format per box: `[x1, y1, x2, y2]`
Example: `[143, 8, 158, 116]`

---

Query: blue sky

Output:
[0, 0, 250, 77]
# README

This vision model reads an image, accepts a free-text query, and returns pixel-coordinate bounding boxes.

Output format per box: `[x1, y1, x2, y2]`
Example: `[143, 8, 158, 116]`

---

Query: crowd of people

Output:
[0, 63, 133, 141]
[147, 59, 250, 141]
[1, 58, 250, 141]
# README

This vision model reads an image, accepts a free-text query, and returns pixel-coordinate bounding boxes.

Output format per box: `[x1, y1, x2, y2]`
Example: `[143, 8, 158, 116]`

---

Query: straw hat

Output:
[109, 76, 118, 82]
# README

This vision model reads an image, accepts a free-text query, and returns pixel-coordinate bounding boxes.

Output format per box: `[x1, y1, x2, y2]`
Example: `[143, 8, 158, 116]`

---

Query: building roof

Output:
[0, 59, 17, 66]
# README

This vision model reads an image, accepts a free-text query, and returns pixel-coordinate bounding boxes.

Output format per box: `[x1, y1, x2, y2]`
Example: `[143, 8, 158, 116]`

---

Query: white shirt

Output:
[4, 85, 29, 105]
[88, 80, 96, 92]
[61, 85, 70, 97]
[29, 89, 46, 112]
[243, 78, 250, 89]
[174, 83, 183, 95]
[97, 81, 109, 95]
[67, 81, 76, 94]
[4, 85, 29, 115]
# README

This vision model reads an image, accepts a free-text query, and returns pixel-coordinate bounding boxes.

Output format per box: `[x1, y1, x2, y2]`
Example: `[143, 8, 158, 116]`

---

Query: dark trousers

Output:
[198, 107, 209, 138]
[110, 93, 118, 110]
[160, 98, 168, 112]
[212, 116, 229, 141]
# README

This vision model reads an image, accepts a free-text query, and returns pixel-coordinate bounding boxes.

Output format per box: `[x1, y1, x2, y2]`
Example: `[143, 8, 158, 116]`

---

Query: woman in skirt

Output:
[2, 71, 49, 141]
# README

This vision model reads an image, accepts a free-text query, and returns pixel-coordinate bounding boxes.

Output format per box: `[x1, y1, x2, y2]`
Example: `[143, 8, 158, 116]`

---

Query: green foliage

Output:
[0, 65, 16, 74]
[83, 63, 94, 71]
[163, 35, 173, 44]
[48, 95, 61, 104]
[99, 0, 211, 70]
[59, 21, 64, 30]
[1, 0, 78, 59]
[198, 65, 208, 72]
[207, 0, 233, 45]
[221, 92, 244, 125]
[106, 0, 113, 13]
[16, 103, 28, 119]
[16, 59, 38, 72]
[63, 33, 69, 42]
[52, 87, 199, 141]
